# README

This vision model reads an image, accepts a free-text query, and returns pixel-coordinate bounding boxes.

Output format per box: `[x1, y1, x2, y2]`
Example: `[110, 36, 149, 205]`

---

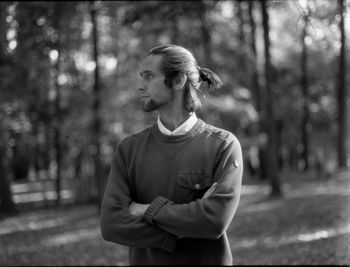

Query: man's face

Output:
[138, 55, 173, 112]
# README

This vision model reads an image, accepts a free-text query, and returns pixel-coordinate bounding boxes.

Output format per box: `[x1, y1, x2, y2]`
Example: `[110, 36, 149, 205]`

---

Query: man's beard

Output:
[142, 96, 170, 112]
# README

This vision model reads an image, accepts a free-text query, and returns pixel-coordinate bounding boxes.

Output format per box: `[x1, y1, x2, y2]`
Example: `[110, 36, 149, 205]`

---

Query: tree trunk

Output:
[198, 1, 212, 67]
[249, 1, 266, 180]
[0, 2, 18, 216]
[171, 17, 179, 45]
[337, 0, 348, 168]
[237, 0, 245, 44]
[236, 0, 247, 75]
[90, 1, 103, 209]
[260, 0, 282, 197]
[0, 134, 18, 215]
[170, 3, 179, 44]
[248, 1, 261, 113]
[301, 5, 310, 171]
[0, 2, 8, 62]
[53, 2, 63, 206]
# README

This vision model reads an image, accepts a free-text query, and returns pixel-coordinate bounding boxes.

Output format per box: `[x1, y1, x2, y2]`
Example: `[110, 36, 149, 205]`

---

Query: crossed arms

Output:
[100, 138, 242, 252]
[128, 182, 216, 216]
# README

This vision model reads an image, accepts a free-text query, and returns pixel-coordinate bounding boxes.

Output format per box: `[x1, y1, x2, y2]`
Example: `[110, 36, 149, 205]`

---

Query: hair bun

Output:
[199, 67, 223, 91]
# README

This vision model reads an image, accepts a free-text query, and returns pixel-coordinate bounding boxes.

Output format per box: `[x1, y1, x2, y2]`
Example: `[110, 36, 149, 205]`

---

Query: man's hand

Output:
[202, 182, 217, 199]
[129, 202, 149, 216]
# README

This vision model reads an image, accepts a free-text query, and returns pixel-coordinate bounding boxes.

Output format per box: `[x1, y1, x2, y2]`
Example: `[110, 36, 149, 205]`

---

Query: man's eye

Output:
[146, 74, 154, 79]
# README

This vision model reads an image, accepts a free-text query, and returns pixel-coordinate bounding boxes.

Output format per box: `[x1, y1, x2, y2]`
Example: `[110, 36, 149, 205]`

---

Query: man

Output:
[100, 44, 243, 265]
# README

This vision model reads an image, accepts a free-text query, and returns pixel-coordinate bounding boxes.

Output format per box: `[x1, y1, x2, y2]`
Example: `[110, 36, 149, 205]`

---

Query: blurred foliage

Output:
[0, 0, 348, 205]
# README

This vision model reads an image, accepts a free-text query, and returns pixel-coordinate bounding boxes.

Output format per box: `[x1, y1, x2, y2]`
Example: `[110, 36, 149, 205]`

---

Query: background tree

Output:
[300, 0, 310, 171]
[260, 0, 282, 197]
[0, 120, 17, 215]
[0, 10, 17, 212]
[90, 0, 105, 208]
[52, 2, 63, 206]
[248, 0, 261, 114]
[337, 0, 348, 169]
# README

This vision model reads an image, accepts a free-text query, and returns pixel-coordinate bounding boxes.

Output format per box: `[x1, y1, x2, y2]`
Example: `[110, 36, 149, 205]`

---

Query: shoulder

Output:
[202, 122, 240, 147]
[201, 123, 242, 165]
[118, 123, 155, 150]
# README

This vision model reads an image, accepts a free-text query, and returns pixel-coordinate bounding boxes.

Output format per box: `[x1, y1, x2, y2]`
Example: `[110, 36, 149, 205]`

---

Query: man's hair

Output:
[148, 44, 223, 112]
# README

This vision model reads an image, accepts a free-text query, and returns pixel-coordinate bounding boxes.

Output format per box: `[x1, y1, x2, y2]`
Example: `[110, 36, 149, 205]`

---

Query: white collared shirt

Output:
[157, 113, 198, 136]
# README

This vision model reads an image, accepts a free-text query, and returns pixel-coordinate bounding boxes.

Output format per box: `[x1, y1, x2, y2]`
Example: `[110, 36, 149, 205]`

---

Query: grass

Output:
[0, 169, 349, 265]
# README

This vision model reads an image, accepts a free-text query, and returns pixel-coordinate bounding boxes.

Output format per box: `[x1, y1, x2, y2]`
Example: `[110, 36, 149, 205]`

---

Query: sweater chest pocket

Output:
[176, 173, 213, 202]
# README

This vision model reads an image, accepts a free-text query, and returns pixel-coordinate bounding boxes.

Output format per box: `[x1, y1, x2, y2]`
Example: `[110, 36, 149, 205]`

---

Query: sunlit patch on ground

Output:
[241, 185, 270, 195]
[0, 205, 96, 235]
[0, 218, 67, 235]
[43, 227, 100, 246]
[233, 224, 350, 249]
[13, 189, 75, 204]
[2, 227, 102, 256]
[285, 184, 350, 198]
[239, 199, 282, 213]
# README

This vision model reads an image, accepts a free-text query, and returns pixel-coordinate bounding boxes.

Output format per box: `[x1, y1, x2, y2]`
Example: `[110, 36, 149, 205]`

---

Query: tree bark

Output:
[0, 2, 8, 62]
[0, 2, 18, 216]
[53, 2, 63, 206]
[170, 3, 179, 44]
[260, 0, 282, 197]
[90, 1, 103, 209]
[237, 0, 245, 44]
[0, 133, 18, 215]
[337, 0, 348, 168]
[248, 1, 261, 113]
[236, 0, 247, 75]
[198, 1, 212, 67]
[301, 4, 310, 171]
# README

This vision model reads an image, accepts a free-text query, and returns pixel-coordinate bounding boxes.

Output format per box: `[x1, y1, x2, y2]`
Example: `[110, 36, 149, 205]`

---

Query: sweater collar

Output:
[153, 118, 205, 143]
[157, 113, 198, 136]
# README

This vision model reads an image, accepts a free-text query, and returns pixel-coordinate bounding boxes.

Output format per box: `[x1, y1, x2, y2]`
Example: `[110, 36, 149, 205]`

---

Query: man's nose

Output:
[136, 79, 146, 92]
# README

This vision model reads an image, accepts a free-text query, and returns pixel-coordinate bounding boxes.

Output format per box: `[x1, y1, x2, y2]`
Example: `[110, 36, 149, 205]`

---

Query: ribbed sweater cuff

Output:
[144, 196, 170, 225]
[162, 233, 177, 252]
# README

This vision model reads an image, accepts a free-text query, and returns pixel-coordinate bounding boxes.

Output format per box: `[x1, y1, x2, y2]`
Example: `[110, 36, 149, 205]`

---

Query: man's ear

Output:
[172, 73, 187, 91]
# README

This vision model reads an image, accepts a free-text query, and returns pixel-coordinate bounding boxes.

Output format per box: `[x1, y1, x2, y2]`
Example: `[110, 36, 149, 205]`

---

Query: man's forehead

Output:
[139, 54, 163, 73]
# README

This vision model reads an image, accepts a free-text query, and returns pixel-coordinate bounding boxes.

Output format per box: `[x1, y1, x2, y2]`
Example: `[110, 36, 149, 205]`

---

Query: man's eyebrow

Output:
[140, 70, 155, 74]
[140, 70, 157, 76]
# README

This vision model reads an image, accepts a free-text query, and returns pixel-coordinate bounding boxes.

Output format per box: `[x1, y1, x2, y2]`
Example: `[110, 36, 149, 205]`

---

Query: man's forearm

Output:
[129, 202, 150, 216]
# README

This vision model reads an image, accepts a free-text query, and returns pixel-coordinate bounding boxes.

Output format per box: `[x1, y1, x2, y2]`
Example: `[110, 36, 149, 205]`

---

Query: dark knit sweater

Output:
[100, 119, 243, 265]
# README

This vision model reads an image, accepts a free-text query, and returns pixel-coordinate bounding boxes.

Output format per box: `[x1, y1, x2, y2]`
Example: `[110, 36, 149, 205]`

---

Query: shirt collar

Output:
[157, 113, 198, 136]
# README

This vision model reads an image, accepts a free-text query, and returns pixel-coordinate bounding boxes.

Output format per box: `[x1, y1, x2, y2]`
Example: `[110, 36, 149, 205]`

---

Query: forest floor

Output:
[0, 168, 349, 265]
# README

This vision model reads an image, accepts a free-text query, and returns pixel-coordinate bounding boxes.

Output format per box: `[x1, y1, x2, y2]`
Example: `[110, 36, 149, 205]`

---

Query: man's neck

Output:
[158, 107, 192, 132]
